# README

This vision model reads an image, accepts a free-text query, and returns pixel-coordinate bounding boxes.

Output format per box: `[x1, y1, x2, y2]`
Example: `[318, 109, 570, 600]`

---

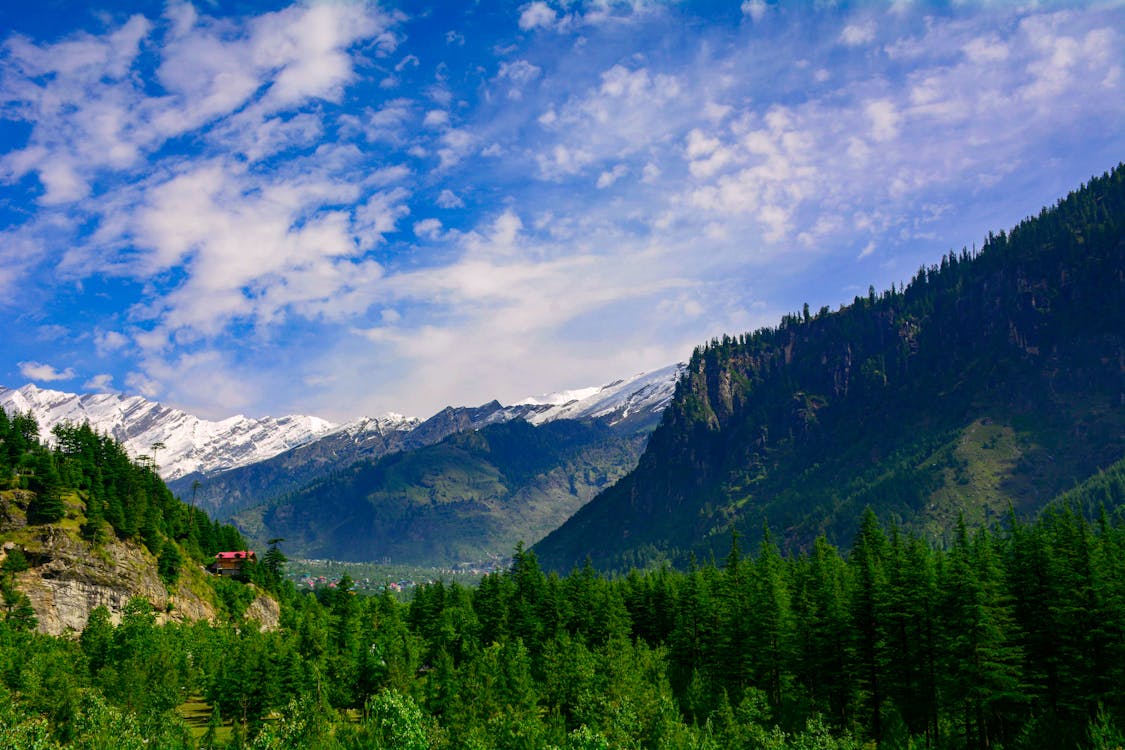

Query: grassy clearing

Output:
[177, 697, 231, 742]
[921, 419, 1023, 535]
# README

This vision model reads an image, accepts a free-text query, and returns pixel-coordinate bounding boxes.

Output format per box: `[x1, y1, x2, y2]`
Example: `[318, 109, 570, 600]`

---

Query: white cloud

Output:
[840, 20, 876, 47]
[414, 218, 443, 239]
[436, 189, 465, 208]
[437, 128, 476, 169]
[741, 1, 768, 22]
[73, 162, 397, 346]
[354, 188, 412, 249]
[0, 4, 397, 210]
[125, 372, 160, 399]
[423, 110, 451, 129]
[395, 54, 420, 72]
[498, 59, 542, 99]
[866, 99, 901, 142]
[534, 64, 683, 179]
[95, 330, 130, 356]
[596, 164, 628, 188]
[519, 2, 558, 31]
[18, 361, 76, 382]
[963, 35, 1010, 64]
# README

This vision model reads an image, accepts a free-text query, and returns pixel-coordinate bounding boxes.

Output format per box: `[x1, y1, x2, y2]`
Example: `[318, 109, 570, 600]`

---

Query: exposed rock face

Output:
[245, 593, 281, 629]
[2, 524, 279, 636]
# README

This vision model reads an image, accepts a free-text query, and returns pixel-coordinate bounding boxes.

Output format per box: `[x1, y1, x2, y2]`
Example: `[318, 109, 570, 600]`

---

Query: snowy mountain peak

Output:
[0, 384, 341, 481]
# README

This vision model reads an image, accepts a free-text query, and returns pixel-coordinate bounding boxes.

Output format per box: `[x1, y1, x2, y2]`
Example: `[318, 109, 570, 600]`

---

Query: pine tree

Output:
[26, 450, 64, 524]
[849, 507, 889, 742]
[939, 519, 1025, 749]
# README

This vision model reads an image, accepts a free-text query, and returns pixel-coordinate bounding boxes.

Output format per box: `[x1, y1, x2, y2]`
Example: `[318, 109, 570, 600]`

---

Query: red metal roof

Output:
[214, 551, 255, 560]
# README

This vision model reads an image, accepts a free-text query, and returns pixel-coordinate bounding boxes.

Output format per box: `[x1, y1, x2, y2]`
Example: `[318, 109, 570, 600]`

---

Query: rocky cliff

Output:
[1, 491, 279, 636]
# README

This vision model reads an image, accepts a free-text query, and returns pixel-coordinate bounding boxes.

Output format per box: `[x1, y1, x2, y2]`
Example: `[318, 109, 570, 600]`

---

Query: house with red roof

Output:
[208, 550, 256, 577]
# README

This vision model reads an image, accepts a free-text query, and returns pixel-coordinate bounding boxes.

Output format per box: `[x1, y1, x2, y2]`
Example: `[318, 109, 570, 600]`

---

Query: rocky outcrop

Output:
[245, 593, 281, 629]
[2, 523, 278, 636]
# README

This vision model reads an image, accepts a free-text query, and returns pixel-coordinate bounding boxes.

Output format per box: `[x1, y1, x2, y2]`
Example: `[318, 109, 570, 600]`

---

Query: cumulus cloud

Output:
[95, 330, 130, 356]
[0, 4, 397, 210]
[436, 189, 465, 208]
[78, 162, 395, 346]
[423, 110, 451, 129]
[534, 64, 683, 179]
[19, 361, 76, 382]
[413, 218, 443, 239]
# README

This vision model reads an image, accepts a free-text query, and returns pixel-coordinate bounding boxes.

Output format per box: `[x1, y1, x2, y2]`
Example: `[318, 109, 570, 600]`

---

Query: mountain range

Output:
[1, 364, 682, 562]
[0, 383, 340, 481]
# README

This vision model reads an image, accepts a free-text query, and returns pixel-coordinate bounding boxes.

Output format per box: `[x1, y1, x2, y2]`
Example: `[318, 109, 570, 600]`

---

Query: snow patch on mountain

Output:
[518, 386, 602, 407]
[520, 363, 684, 426]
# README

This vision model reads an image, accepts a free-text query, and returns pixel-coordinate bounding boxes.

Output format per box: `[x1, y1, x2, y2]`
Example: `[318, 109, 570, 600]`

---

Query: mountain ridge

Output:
[2, 364, 683, 524]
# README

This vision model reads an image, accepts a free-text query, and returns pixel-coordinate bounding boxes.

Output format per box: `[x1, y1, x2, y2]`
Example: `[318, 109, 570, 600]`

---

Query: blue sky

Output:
[1, 0, 1122, 421]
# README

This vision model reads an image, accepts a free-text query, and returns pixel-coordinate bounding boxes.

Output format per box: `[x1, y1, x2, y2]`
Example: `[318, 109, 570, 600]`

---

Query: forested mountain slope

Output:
[234, 418, 650, 564]
[536, 165, 1125, 572]
[169, 364, 680, 521]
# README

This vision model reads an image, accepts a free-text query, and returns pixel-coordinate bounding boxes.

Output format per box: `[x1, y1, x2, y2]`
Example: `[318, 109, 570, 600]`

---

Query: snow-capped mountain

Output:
[0, 384, 347, 480]
[1, 363, 684, 515]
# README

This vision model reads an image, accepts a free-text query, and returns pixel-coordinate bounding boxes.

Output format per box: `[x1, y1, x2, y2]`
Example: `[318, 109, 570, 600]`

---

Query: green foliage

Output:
[158, 540, 183, 587]
[2, 547, 38, 632]
[361, 690, 430, 750]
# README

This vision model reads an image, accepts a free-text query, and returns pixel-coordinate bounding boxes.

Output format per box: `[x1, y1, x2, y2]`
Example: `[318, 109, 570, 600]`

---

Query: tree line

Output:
[5, 493, 1125, 748]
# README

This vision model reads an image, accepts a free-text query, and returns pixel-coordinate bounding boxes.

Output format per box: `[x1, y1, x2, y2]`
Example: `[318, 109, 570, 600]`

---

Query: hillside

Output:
[536, 165, 1125, 572]
[0, 412, 279, 635]
[233, 418, 649, 564]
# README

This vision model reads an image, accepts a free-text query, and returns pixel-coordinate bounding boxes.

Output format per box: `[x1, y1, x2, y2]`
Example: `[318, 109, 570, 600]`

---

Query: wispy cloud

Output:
[0, 2, 1121, 420]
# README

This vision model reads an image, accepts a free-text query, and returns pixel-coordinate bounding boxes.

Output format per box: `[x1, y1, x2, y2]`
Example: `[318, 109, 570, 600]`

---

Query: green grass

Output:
[922, 419, 1024, 533]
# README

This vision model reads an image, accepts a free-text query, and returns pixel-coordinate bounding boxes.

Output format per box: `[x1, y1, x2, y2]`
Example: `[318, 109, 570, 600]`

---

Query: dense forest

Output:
[6, 469, 1125, 747]
[537, 164, 1125, 572]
